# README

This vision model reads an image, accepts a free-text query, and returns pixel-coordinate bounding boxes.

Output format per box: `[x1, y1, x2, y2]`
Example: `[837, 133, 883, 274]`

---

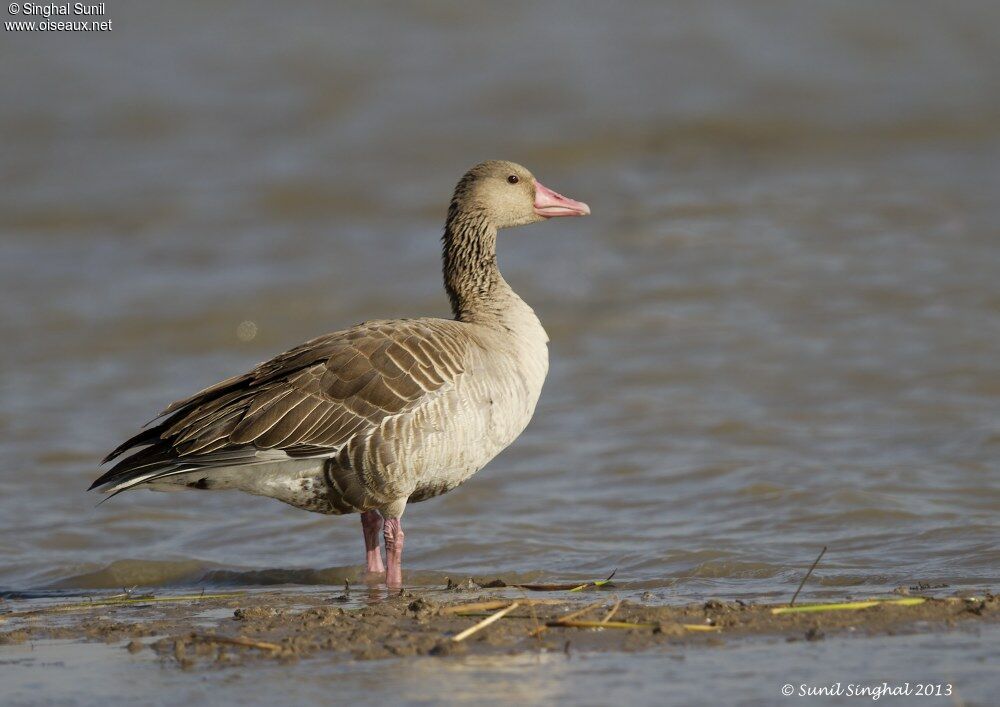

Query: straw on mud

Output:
[599, 598, 622, 624]
[440, 600, 511, 615]
[789, 546, 827, 607]
[549, 619, 721, 632]
[569, 569, 616, 592]
[2, 592, 246, 619]
[771, 597, 926, 615]
[515, 569, 617, 593]
[528, 601, 606, 637]
[550, 619, 653, 629]
[452, 602, 520, 642]
[440, 599, 563, 615]
[192, 633, 282, 652]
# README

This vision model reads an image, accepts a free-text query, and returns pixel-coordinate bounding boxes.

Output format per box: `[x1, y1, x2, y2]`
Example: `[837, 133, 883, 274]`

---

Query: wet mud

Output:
[2, 586, 995, 670]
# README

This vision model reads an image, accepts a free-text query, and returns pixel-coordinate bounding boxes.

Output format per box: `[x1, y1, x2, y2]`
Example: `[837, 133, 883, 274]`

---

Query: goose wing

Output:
[91, 318, 472, 492]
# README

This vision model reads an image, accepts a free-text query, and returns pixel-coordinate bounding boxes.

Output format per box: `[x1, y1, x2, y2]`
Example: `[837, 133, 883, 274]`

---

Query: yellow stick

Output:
[440, 599, 564, 615]
[529, 601, 606, 637]
[549, 619, 652, 629]
[452, 602, 520, 642]
[568, 575, 616, 593]
[771, 597, 926, 615]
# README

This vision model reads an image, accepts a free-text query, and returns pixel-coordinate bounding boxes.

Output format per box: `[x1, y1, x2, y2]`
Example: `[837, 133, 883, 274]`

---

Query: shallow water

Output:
[1, 0, 998, 611]
[2, 626, 997, 707]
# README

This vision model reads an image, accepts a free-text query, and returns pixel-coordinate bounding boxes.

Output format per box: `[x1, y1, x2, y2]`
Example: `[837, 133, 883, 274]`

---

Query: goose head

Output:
[452, 160, 590, 229]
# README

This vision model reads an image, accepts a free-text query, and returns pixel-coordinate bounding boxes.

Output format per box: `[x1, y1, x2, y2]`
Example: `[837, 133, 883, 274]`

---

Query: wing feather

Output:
[92, 319, 473, 492]
[254, 397, 325, 448]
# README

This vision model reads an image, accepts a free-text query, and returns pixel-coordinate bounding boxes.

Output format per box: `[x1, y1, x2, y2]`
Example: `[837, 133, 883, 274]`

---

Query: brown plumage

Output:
[93, 319, 469, 489]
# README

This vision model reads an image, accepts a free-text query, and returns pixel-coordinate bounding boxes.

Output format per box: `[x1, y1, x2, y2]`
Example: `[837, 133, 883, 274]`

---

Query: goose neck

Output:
[442, 210, 512, 322]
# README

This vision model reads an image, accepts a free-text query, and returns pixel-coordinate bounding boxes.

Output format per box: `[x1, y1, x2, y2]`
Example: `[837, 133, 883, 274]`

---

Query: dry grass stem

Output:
[600, 599, 623, 624]
[191, 634, 282, 652]
[440, 599, 563, 615]
[548, 620, 721, 632]
[789, 546, 827, 607]
[452, 602, 520, 642]
[1, 592, 245, 620]
[548, 619, 654, 629]
[528, 600, 606, 637]
[516, 570, 617, 593]
[771, 597, 926, 615]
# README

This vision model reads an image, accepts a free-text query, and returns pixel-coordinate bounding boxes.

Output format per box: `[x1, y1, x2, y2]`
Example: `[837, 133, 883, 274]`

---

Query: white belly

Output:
[146, 459, 333, 513]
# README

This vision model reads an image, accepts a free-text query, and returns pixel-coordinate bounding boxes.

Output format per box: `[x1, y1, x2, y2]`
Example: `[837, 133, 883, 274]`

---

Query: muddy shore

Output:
[2, 585, 995, 670]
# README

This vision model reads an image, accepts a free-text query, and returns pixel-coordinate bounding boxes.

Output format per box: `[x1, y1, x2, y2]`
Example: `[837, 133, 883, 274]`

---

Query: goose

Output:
[91, 160, 590, 587]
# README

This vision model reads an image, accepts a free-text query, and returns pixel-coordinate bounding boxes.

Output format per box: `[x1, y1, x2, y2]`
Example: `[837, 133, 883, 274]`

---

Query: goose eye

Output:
[507, 175, 519, 184]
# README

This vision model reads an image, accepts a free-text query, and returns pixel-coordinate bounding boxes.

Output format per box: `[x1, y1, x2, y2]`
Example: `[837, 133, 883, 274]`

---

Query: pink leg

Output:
[360, 510, 385, 574]
[383, 517, 405, 588]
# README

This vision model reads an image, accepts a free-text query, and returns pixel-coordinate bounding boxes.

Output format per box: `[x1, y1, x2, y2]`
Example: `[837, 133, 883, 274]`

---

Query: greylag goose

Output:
[91, 160, 590, 587]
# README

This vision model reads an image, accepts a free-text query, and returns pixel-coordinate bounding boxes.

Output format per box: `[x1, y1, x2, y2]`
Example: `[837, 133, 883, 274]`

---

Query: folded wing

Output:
[91, 319, 471, 493]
